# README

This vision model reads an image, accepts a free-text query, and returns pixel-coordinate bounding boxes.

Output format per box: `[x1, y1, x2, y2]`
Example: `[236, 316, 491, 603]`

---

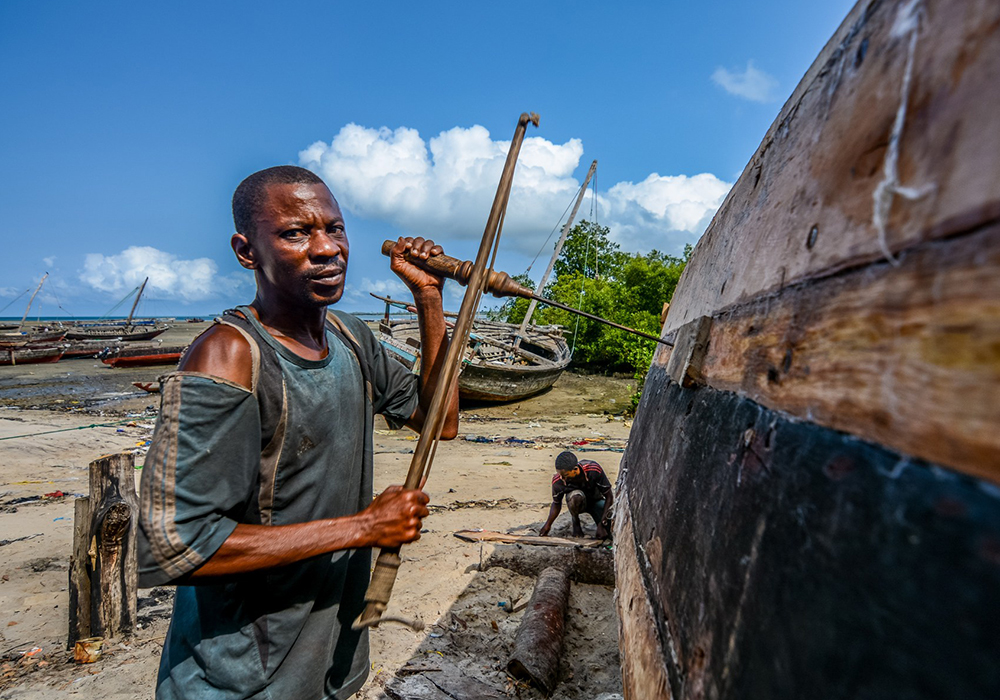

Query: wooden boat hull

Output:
[100, 345, 186, 368]
[66, 326, 167, 341]
[616, 1, 1000, 698]
[0, 347, 64, 365]
[378, 320, 570, 402]
[0, 330, 67, 349]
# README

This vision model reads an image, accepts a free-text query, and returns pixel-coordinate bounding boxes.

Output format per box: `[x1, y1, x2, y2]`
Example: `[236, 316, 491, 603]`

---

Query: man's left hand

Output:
[595, 524, 610, 540]
[389, 237, 445, 295]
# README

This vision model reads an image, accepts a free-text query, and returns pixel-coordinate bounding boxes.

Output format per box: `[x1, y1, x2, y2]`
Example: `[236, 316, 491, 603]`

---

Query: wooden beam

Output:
[666, 0, 1000, 334]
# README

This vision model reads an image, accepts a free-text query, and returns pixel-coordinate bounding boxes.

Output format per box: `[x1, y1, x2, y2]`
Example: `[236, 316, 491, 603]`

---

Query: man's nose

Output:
[310, 230, 342, 259]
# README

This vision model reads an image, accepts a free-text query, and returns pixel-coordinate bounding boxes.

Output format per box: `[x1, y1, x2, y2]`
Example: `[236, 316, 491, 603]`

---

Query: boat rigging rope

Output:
[0, 418, 140, 442]
[0, 289, 30, 315]
[525, 187, 580, 275]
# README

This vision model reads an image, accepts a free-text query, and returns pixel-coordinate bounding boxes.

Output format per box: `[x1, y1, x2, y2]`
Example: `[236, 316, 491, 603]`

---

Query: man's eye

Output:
[281, 229, 307, 239]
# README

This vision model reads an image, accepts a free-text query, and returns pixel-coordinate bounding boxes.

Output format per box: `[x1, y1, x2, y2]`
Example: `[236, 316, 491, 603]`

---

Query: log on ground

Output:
[507, 566, 571, 694]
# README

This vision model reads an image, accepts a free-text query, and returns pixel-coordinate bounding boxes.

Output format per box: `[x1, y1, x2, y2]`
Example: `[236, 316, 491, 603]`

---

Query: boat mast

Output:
[514, 159, 597, 349]
[126, 277, 148, 327]
[19, 273, 48, 329]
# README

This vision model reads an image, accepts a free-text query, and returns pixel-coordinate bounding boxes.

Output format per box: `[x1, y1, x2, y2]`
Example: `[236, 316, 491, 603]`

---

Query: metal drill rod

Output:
[528, 294, 674, 347]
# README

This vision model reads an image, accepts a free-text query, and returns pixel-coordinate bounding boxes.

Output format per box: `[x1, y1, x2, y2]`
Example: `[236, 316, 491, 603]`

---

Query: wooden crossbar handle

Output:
[380, 240, 533, 300]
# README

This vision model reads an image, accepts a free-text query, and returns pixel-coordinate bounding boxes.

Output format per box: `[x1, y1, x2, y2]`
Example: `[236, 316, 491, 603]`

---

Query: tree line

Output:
[489, 221, 690, 409]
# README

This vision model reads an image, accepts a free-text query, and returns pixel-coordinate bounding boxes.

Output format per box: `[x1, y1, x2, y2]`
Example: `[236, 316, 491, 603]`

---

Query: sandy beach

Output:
[0, 321, 632, 699]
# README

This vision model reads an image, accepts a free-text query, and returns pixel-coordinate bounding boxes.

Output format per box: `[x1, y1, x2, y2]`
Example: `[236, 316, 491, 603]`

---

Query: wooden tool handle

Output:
[380, 239, 533, 300]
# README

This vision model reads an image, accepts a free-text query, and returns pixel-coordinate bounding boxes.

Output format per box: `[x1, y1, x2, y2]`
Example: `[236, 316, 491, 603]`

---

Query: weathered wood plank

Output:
[617, 369, 1000, 700]
[666, 0, 1000, 334]
[67, 496, 91, 648]
[507, 566, 571, 694]
[677, 222, 1000, 482]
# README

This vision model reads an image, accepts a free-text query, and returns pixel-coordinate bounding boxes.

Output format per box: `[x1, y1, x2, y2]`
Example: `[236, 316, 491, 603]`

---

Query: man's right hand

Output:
[538, 525, 550, 537]
[363, 485, 430, 549]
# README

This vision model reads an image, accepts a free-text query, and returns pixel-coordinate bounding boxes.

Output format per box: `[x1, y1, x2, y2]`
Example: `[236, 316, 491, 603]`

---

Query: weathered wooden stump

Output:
[506, 566, 571, 694]
[68, 452, 139, 647]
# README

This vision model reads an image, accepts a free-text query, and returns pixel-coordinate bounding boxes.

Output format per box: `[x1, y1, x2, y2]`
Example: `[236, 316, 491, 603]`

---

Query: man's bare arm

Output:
[539, 501, 561, 537]
[389, 237, 459, 440]
[185, 486, 428, 580]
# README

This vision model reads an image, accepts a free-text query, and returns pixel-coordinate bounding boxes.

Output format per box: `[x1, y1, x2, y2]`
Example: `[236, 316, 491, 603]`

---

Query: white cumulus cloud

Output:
[711, 61, 779, 103]
[300, 123, 730, 257]
[79, 246, 244, 302]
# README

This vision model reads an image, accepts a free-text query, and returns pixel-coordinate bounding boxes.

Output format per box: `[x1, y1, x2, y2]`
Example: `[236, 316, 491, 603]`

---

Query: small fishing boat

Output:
[0, 329, 67, 349]
[0, 346, 64, 366]
[371, 293, 571, 402]
[99, 344, 186, 368]
[379, 316, 570, 402]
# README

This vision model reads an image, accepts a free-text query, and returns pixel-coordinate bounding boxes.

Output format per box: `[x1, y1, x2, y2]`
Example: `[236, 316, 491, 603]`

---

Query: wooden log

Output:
[506, 566, 571, 694]
[87, 453, 139, 639]
[481, 543, 615, 586]
[67, 496, 91, 648]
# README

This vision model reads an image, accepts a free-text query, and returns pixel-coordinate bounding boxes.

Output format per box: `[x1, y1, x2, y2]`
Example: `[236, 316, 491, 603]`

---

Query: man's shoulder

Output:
[579, 460, 604, 473]
[178, 323, 254, 390]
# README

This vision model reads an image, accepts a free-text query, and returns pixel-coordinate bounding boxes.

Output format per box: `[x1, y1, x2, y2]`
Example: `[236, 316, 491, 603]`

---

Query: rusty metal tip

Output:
[529, 112, 540, 126]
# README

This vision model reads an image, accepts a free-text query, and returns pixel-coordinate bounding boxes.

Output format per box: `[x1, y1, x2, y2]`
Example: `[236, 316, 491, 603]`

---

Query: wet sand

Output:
[0, 320, 631, 699]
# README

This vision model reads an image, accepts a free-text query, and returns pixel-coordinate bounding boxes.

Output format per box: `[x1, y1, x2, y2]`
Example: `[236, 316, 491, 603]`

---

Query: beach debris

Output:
[429, 498, 516, 513]
[73, 637, 103, 664]
[0, 534, 42, 547]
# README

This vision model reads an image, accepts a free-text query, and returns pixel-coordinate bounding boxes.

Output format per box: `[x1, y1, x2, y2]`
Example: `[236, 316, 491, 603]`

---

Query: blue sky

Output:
[0, 0, 855, 317]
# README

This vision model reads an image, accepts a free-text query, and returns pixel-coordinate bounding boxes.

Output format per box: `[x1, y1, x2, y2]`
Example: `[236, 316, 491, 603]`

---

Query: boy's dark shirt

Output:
[550, 460, 612, 506]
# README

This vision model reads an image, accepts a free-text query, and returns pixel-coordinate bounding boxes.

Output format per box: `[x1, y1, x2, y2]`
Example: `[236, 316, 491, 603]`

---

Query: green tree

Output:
[550, 221, 626, 283]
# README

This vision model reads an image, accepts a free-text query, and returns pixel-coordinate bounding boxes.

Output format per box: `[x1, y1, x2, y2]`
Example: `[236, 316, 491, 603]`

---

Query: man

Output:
[137, 165, 458, 700]
[539, 451, 614, 540]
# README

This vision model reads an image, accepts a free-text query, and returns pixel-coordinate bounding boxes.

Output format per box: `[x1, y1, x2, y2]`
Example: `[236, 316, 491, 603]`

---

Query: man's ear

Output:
[232, 232, 256, 270]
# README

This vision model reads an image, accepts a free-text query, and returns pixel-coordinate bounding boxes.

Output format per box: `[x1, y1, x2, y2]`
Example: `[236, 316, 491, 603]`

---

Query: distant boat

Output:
[0, 273, 67, 349]
[99, 344, 186, 368]
[0, 346, 64, 366]
[0, 329, 67, 350]
[66, 277, 168, 341]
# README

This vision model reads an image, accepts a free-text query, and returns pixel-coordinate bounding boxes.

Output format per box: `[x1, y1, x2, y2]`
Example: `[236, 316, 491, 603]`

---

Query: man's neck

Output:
[249, 294, 329, 358]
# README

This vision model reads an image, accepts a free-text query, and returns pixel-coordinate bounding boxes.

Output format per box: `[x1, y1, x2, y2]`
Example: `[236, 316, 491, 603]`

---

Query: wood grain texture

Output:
[506, 567, 571, 694]
[87, 453, 138, 639]
[666, 0, 1000, 334]
[67, 496, 91, 648]
[691, 222, 1000, 482]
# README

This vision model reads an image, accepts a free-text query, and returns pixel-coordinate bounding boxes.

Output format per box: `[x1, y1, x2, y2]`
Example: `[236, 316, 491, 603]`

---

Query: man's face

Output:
[558, 466, 581, 482]
[238, 182, 349, 307]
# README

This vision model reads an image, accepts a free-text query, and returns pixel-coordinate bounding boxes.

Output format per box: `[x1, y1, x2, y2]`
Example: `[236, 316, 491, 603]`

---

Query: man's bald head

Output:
[232, 165, 326, 237]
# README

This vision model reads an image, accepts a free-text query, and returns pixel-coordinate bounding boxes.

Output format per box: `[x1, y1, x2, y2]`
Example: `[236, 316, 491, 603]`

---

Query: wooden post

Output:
[68, 452, 139, 647]
[68, 496, 91, 647]
[506, 566, 571, 694]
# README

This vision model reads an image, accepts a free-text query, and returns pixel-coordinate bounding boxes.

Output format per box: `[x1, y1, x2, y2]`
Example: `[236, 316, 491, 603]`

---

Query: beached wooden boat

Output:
[99, 344, 186, 368]
[614, 2, 1000, 698]
[0, 329, 67, 349]
[0, 346, 64, 366]
[379, 318, 571, 402]
[64, 325, 168, 341]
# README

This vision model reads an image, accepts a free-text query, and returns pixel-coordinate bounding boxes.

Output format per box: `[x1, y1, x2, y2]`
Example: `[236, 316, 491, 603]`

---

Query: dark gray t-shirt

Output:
[137, 309, 419, 700]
